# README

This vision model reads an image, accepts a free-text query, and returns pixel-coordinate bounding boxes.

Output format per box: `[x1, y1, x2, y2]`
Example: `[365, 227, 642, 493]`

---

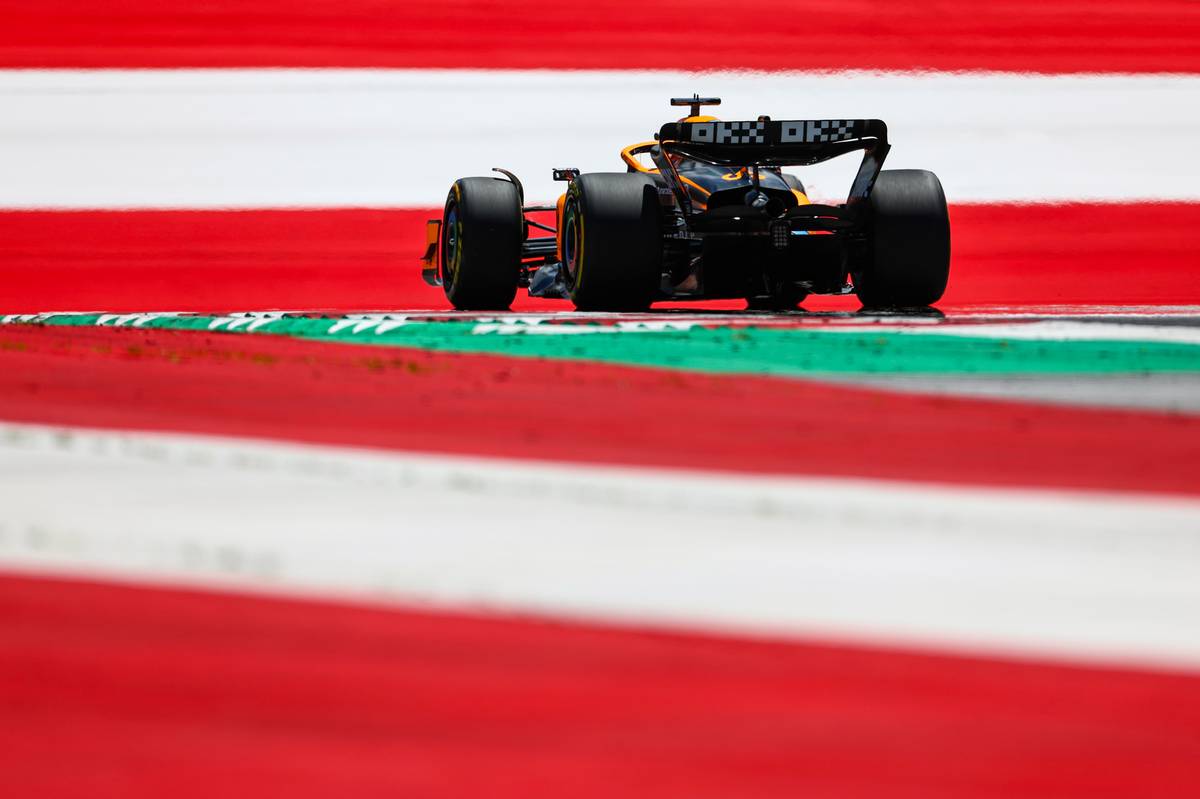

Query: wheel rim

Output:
[443, 203, 462, 284]
[562, 206, 580, 287]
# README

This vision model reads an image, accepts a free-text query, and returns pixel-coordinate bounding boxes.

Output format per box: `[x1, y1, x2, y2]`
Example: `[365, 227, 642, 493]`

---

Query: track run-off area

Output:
[3, 303, 1200, 795]
[3, 2, 1200, 795]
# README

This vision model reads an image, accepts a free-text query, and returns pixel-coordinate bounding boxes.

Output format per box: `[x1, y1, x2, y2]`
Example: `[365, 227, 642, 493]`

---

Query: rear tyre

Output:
[854, 169, 950, 308]
[441, 177, 523, 310]
[562, 173, 662, 311]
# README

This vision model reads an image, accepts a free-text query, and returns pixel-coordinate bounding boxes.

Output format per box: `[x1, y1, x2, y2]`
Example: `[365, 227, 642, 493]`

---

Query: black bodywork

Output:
[424, 114, 892, 304]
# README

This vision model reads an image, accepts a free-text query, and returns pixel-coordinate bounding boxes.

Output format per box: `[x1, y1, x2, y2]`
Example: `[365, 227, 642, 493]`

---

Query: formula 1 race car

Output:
[420, 96, 950, 311]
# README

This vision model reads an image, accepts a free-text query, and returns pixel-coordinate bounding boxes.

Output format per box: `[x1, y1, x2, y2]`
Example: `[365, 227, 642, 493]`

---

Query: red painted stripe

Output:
[1, 208, 420, 314]
[945, 203, 1200, 307]
[1, 324, 1198, 496]
[1, 1, 1198, 72]
[3, 572, 1199, 798]
[2, 204, 1198, 313]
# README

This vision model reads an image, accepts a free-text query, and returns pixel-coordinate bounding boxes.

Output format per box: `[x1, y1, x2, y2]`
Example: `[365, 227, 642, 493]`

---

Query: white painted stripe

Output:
[2, 421, 1199, 670]
[832, 320, 1200, 345]
[7, 311, 1200, 347]
[932, 305, 1200, 318]
[1, 69, 1198, 208]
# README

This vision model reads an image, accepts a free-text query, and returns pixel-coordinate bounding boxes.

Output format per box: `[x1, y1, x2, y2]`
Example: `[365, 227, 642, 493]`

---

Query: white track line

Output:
[7, 311, 1200, 345]
[2, 421, 1199, 671]
[821, 320, 1200, 345]
[0, 69, 1198, 207]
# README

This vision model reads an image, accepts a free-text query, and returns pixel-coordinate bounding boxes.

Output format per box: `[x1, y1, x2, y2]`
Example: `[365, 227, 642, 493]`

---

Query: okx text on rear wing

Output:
[655, 118, 890, 208]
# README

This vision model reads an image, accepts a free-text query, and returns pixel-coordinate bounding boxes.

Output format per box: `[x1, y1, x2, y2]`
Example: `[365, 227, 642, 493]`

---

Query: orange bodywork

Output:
[555, 191, 568, 262]
[553, 137, 813, 258]
[426, 109, 818, 286]
[620, 141, 659, 174]
[419, 217, 441, 286]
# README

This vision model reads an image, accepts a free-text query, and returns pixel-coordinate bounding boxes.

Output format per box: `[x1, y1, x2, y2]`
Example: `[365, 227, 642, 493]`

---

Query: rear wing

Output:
[655, 118, 890, 204]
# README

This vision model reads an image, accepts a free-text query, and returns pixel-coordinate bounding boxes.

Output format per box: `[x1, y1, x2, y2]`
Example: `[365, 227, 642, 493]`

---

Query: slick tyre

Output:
[854, 169, 951, 308]
[441, 177, 523, 310]
[562, 173, 662, 311]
